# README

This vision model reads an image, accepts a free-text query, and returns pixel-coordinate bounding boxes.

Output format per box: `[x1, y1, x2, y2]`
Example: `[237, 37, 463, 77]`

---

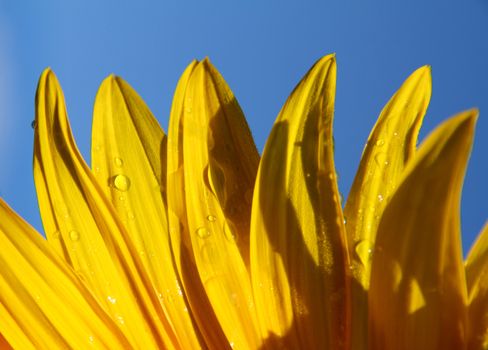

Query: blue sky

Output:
[0, 0, 486, 254]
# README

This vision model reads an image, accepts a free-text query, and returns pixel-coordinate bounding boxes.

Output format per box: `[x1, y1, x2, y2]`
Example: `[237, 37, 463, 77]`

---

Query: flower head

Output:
[0, 55, 485, 349]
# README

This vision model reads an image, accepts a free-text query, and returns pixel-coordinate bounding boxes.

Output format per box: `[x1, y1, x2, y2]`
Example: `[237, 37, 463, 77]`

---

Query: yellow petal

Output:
[167, 61, 229, 348]
[250, 54, 350, 349]
[91, 75, 204, 349]
[465, 222, 488, 349]
[33, 69, 178, 348]
[167, 59, 261, 349]
[369, 110, 477, 350]
[344, 66, 431, 348]
[0, 198, 131, 349]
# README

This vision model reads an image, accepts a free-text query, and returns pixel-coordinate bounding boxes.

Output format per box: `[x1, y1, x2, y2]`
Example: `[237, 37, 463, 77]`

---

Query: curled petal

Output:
[167, 59, 261, 348]
[250, 55, 350, 349]
[344, 66, 431, 348]
[369, 110, 477, 350]
[91, 76, 203, 349]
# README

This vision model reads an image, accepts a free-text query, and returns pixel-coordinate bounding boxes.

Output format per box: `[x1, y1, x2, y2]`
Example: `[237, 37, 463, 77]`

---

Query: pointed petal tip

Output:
[39, 67, 59, 86]
[454, 108, 479, 128]
[316, 53, 336, 67]
[42, 67, 53, 75]
[408, 65, 432, 85]
[100, 74, 117, 87]
[201, 57, 213, 69]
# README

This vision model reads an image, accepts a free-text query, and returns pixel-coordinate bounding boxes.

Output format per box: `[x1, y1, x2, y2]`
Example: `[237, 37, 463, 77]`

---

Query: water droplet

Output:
[114, 157, 123, 167]
[374, 152, 389, 167]
[328, 172, 335, 180]
[119, 196, 125, 201]
[377, 194, 384, 202]
[332, 194, 339, 205]
[355, 240, 374, 266]
[223, 220, 238, 243]
[107, 295, 117, 304]
[306, 172, 311, 178]
[94, 166, 100, 173]
[51, 230, 61, 239]
[196, 227, 211, 239]
[127, 211, 135, 220]
[69, 230, 80, 241]
[31, 120, 37, 129]
[343, 217, 347, 225]
[88, 335, 95, 344]
[375, 139, 385, 147]
[114, 174, 131, 191]
[115, 314, 125, 325]
[94, 144, 101, 152]
[204, 162, 226, 198]
[206, 214, 216, 222]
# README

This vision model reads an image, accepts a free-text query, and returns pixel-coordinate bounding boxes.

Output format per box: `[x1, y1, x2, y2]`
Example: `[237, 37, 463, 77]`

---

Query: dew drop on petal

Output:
[374, 152, 389, 167]
[31, 120, 37, 129]
[375, 139, 385, 147]
[206, 215, 216, 222]
[114, 174, 131, 191]
[196, 227, 211, 239]
[107, 295, 117, 304]
[115, 314, 125, 325]
[114, 157, 124, 167]
[69, 230, 80, 241]
[205, 162, 226, 199]
[355, 239, 374, 266]
[377, 194, 384, 202]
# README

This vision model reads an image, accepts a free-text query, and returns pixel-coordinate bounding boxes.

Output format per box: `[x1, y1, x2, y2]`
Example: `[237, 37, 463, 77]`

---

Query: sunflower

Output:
[0, 55, 486, 350]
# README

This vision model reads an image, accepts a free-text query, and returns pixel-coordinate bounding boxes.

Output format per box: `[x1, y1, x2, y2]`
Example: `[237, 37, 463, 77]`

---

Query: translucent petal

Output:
[91, 76, 203, 349]
[33, 69, 178, 348]
[250, 55, 350, 349]
[0, 198, 131, 349]
[344, 66, 431, 348]
[167, 59, 261, 349]
[465, 222, 488, 349]
[369, 110, 477, 350]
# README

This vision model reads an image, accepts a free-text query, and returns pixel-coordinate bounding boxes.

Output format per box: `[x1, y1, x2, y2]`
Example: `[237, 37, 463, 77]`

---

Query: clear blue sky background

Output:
[0, 1, 486, 255]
